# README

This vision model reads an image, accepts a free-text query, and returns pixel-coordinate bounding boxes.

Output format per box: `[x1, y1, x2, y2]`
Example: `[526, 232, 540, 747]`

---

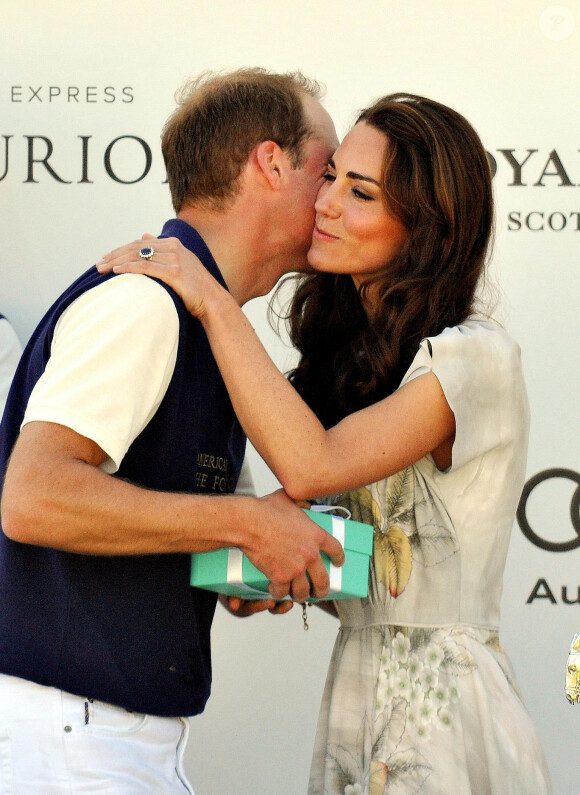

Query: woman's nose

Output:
[315, 182, 341, 218]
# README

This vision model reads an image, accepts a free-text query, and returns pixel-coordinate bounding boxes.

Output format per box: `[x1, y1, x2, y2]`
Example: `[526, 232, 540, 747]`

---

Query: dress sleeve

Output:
[23, 274, 180, 473]
[400, 319, 529, 472]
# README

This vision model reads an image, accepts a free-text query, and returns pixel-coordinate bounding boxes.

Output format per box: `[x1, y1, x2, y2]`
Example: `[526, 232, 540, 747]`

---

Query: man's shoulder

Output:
[50, 274, 181, 362]
[69, 273, 179, 323]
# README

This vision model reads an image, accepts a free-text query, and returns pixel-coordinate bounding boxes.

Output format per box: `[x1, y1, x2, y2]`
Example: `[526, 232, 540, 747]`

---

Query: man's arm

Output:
[1, 421, 344, 602]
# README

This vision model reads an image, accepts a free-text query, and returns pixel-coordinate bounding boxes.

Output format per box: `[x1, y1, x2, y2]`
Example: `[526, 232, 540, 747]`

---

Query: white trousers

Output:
[0, 674, 195, 794]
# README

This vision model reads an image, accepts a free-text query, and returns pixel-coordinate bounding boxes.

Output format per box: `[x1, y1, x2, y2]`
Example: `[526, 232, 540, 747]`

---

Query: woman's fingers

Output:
[95, 235, 211, 318]
[97, 236, 180, 273]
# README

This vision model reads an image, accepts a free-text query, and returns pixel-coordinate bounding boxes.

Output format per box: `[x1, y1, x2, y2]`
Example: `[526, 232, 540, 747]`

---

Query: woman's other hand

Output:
[218, 594, 294, 617]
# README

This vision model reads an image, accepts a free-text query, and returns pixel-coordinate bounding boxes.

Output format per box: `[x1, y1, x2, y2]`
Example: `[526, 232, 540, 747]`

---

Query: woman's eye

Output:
[353, 188, 372, 201]
[322, 172, 336, 182]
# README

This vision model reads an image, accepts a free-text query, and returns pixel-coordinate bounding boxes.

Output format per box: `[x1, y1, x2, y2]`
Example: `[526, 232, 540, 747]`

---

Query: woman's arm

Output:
[98, 238, 455, 499]
[197, 293, 454, 498]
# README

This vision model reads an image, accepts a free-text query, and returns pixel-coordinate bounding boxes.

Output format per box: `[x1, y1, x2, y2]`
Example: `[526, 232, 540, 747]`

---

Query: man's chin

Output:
[295, 260, 316, 274]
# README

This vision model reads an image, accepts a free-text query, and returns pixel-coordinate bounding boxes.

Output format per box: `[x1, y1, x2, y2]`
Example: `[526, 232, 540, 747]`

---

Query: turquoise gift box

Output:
[190, 508, 374, 601]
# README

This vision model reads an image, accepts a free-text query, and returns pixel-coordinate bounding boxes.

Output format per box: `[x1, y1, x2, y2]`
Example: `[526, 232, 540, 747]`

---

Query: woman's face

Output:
[308, 122, 409, 292]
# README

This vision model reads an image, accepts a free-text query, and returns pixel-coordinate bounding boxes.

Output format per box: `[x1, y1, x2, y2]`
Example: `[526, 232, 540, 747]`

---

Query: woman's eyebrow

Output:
[327, 158, 380, 187]
[347, 171, 381, 186]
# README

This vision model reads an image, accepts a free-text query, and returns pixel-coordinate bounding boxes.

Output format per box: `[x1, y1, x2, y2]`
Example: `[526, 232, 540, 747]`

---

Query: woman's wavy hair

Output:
[282, 93, 494, 428]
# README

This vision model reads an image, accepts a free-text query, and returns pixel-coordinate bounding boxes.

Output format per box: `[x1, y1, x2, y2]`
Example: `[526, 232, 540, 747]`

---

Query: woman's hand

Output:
[96, 234, 221, 320]
[218, 594, 294, 617]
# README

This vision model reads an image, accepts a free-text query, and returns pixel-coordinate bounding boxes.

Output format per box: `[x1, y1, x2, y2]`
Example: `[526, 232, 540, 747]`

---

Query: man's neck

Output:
[177, 205, 295, 307]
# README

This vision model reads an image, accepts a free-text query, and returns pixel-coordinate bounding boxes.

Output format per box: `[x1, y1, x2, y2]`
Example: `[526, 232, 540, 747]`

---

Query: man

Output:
[0, 68, 341, 793]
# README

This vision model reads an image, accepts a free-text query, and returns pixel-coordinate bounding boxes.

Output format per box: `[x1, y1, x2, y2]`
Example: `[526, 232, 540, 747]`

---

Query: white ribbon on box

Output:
[330, 516, 345, 593]
[309, 506, 349, 596]
[226, 548, 273, 599]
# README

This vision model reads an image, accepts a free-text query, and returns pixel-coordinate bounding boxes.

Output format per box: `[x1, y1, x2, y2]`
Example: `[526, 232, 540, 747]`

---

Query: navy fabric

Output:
[0, 219, 246, 716]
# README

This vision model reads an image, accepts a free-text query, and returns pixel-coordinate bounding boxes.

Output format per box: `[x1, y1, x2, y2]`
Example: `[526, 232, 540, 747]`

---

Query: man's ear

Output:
[254, 140, 288, 190]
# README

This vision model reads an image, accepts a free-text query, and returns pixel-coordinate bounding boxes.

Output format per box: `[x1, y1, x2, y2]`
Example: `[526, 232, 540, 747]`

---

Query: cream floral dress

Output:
[308, 319, 552, 795]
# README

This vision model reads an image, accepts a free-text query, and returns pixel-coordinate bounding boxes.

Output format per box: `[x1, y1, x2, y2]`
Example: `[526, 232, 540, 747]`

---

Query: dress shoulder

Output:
[401, 318, 529, 472]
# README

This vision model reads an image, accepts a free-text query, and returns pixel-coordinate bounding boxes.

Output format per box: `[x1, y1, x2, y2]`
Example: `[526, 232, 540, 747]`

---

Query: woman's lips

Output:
[313, 225, 339, 241]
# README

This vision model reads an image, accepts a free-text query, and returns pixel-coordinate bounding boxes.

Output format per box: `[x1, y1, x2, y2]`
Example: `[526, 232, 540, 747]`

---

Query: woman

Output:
[99, 94, 551, 794]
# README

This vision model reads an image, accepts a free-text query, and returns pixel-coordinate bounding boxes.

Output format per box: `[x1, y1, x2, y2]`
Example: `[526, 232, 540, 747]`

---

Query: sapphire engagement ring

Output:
[138, 247, 155, 261]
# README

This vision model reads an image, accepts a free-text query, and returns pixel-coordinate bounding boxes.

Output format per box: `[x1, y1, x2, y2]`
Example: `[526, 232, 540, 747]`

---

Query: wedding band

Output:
[139, 247, 155, 261]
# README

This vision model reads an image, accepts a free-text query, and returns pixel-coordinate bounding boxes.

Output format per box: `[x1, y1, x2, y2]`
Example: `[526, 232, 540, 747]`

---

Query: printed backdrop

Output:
[2, 2, 578, 793]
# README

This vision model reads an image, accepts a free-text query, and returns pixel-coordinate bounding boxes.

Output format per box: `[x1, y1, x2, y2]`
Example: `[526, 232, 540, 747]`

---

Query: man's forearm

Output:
[1, 421, 345, 601]
[1, 425, 251, 556]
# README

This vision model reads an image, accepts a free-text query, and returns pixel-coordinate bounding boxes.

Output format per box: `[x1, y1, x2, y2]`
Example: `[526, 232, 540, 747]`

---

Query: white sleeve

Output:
[23, 274, 180, 473]
[400, 319, 529, 472]
[0, 317, 22, 416]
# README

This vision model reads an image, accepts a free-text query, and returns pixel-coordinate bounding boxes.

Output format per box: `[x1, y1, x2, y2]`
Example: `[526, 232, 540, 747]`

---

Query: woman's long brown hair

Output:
[282, 93, 494, 428]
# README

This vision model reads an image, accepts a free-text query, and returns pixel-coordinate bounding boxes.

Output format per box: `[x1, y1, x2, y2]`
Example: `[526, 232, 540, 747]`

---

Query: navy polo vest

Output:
[0, 219, 246, 716]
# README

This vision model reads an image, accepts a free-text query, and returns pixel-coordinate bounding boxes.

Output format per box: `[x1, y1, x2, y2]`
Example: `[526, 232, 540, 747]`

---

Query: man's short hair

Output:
[162, 67, 323, 212]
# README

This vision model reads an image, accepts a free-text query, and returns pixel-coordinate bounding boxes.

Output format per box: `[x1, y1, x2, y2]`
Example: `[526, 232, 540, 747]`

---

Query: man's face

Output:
[283, 96, 339, 269]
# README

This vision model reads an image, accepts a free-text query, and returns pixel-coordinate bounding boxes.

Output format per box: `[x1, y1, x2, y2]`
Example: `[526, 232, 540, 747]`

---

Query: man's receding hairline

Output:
[300, 93, 337, 151]
[175, 68, 324, 106]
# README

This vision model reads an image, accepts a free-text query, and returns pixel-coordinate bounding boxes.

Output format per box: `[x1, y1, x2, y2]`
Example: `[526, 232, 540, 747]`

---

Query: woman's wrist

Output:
[199, 283, 242, 328]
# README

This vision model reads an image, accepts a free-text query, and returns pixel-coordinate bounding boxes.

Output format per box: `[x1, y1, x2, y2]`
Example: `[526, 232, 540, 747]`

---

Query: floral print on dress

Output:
[313, 469, 528, 794]
[324, 626, 506, 794]
[325, 466, 459, 602]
